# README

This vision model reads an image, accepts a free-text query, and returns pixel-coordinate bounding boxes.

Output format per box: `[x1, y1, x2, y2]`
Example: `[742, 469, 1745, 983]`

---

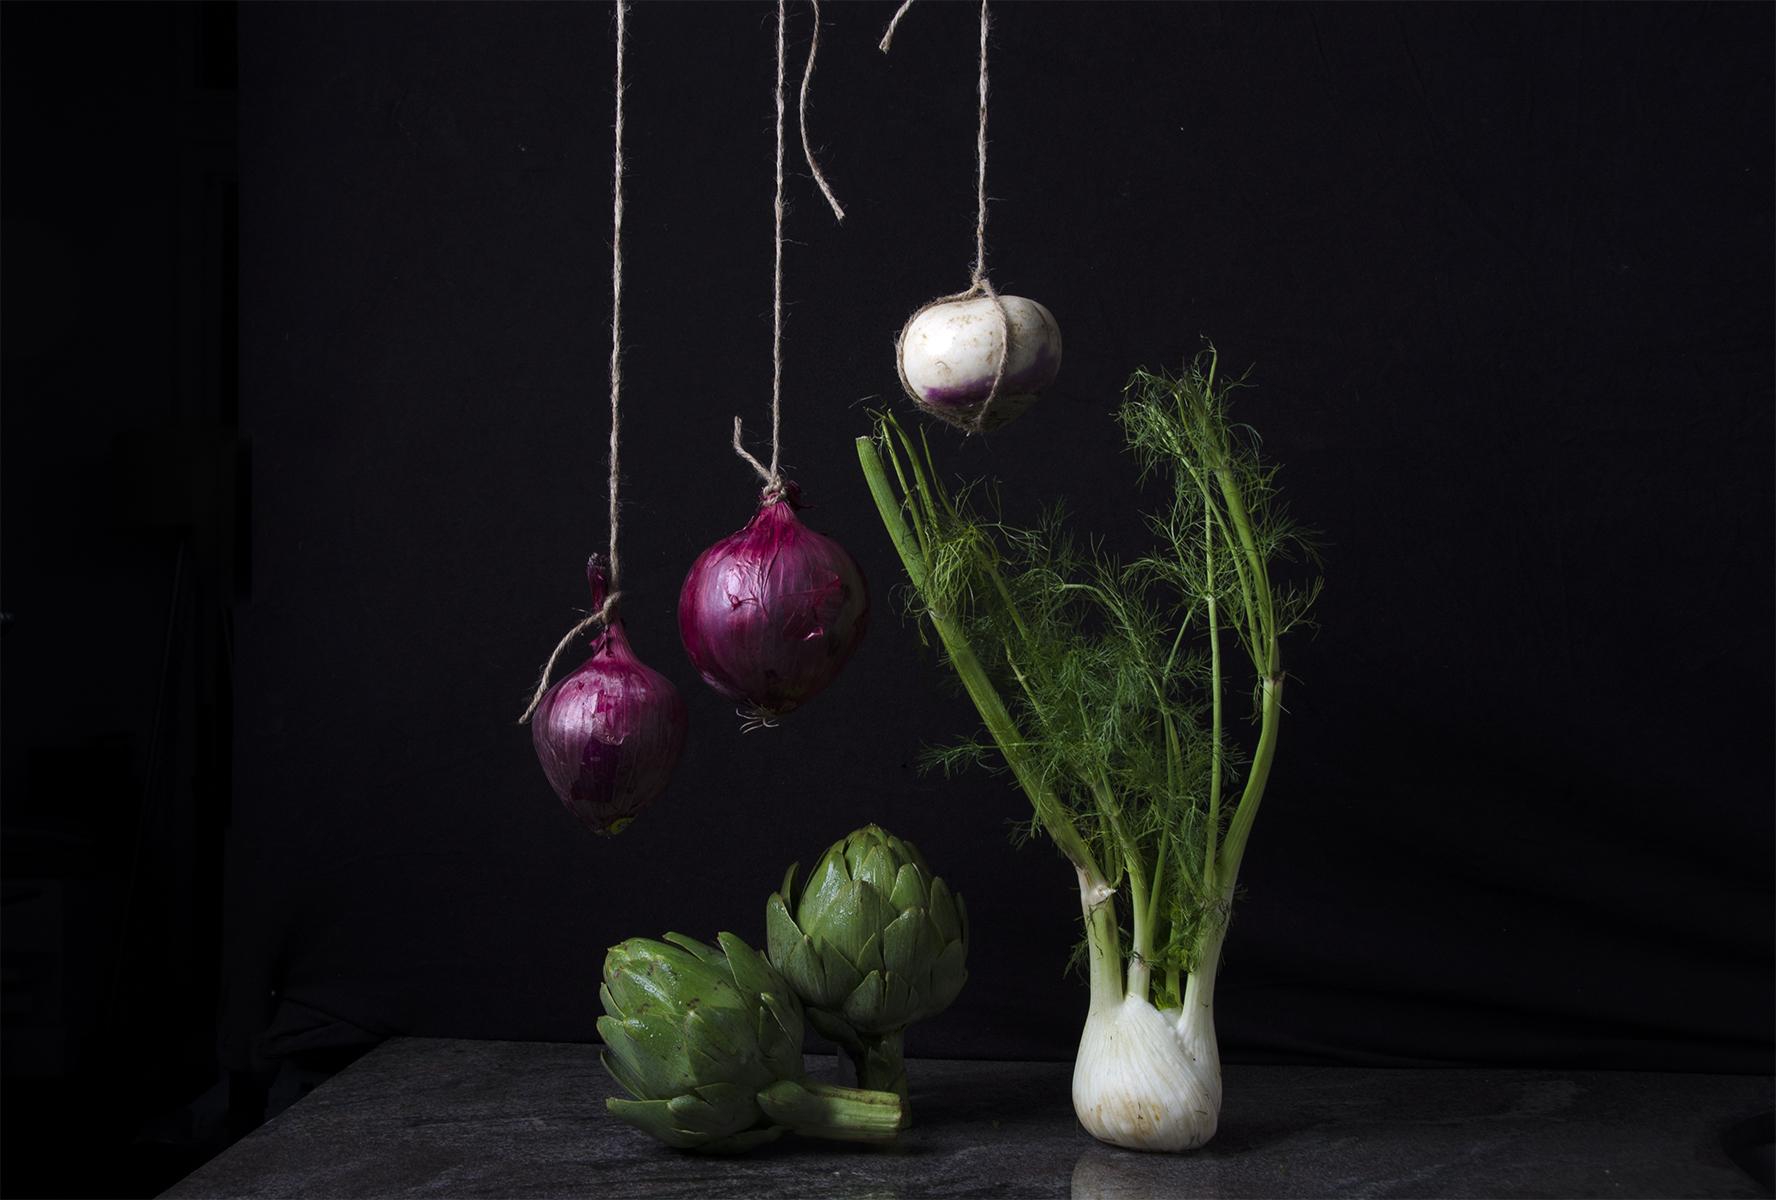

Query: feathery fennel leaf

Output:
[859, 345, 1319, 1005]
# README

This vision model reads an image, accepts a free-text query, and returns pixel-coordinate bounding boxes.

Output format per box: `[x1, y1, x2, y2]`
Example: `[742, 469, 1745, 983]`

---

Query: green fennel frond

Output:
[857, 343, 1320, 1001]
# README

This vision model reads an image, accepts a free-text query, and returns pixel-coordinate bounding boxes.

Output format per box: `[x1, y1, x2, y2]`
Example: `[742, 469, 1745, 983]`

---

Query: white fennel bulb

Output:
[1073, 994, 1221, 1152]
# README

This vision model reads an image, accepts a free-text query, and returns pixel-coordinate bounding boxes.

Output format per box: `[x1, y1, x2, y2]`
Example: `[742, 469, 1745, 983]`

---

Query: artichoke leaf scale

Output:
[809, 881, 894, 965]
[666, 1088, 759, 1138]
[681, 1029, 742, 1090]
[853, 844, 898, 893]
[888, 861, 928, 912]
[754, 994, 803, 1071]
[685, 1005, 757, 1067]
[881, 907, 937, 980]
[663, 931, 729, 969]
[691, 1081, 753, 1109]
[852, 929, 887, 980]
[604, 1098, 706, 1150]
[716, 932, 786, 1001]
[841, 970, 886, 1028]
[926, 876, 963, 943]
[598, 1034, 665, 1101]
[763, 895, 804, 965]
[606, 940, 731, 1015]
[813, 938, 863, 1000]
[806, 1005, 865, 1053]
[803, 848, 853, 920]
[603, 959, 681, 1016]
[764, 896, 823, 997]
[879, 971, 918, 1028]
[610, 1011, 698, 1095]
[928, 938, 968, 1008]
[783, 935, 837, 1006]
[598, 1047, 653, 1101]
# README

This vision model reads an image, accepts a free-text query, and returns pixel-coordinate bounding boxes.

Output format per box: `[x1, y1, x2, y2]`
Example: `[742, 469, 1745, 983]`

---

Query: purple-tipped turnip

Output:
[897, 295, 1061, 432]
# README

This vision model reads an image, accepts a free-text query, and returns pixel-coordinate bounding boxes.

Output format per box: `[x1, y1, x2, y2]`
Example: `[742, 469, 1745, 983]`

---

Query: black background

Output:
[4, 3, 1772, 1197]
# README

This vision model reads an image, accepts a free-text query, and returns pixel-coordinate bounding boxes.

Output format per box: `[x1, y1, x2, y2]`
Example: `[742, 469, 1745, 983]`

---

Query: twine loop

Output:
[517, 588, 622, 726]
[732, 416, 789, 504]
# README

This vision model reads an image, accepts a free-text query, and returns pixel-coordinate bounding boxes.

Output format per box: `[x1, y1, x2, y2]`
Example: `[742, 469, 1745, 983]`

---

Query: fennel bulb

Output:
[1073, 993, 1220, 1152]
[1072, 902, 1225, 1152]
[857, 347, 1319, 1152]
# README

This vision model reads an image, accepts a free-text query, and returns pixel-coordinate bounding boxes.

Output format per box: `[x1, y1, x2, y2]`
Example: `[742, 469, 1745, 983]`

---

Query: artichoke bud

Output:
[765, 825, 969, 1102]
[599, 932, 904, 1152]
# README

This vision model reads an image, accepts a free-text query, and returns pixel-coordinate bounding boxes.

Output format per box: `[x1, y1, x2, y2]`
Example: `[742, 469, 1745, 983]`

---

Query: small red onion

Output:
[678, 482, 869, 722]
[532, 560, 687, 835]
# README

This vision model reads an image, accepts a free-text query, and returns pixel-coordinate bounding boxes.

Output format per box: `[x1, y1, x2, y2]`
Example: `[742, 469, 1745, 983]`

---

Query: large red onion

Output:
[678, 482, 869, 722]
[531, 559, 687, 835]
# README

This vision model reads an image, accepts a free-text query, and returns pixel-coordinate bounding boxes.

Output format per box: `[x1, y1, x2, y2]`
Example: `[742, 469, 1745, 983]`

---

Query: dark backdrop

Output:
[6, 7, 1768, 1192]
[4, 4, 1770, 1194]
[223, 0, 1773, 1080]
[3, 4, 241, 1195]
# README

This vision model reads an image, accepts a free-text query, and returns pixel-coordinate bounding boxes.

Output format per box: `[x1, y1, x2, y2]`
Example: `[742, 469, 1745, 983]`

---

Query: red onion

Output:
[531, 559, 687, 835]
[678, 482, 869, 722]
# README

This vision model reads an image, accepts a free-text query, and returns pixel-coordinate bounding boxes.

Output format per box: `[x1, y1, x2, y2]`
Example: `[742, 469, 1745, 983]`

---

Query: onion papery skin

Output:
[678, 484, 869, 721]
[898, 295, 1061, 433]
[532, 563, 687, 835]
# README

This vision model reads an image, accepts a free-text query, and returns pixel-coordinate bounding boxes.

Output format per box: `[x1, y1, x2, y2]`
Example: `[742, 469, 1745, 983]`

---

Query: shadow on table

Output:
[1068, 1118, 1302, 1200]
[1072, 1148, 1218, 1200]
[676, 1138, 910, 1200]
[1721, 1110, 1774, 1194]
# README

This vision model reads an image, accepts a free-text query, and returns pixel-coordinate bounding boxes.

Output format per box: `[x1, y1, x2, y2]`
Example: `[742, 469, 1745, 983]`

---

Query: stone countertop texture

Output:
[163, 1038, 1771, 1199]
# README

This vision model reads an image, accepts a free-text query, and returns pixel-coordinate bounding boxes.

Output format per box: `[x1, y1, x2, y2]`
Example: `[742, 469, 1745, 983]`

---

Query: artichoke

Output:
[766, 825, 968, 1103]
[597, 932, 905, 1153]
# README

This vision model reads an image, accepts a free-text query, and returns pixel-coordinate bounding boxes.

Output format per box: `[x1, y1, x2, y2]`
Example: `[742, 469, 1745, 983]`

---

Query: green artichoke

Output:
[598, 932, 905, 1152]
[766, 825, 968, 1103]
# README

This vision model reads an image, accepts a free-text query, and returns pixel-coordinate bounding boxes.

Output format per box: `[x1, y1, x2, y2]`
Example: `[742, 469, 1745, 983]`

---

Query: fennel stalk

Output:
[855, 349, 1318, 1151]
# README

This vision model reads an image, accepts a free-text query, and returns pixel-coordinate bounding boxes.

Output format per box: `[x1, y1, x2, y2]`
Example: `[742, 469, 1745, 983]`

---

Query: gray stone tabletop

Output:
[163, 1038, 1770, 1199]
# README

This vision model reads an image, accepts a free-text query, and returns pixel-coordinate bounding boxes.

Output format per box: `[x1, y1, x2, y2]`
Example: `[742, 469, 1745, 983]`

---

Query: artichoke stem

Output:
[756, 1079, 906, 1142]
[847, 1032, 909, 1105]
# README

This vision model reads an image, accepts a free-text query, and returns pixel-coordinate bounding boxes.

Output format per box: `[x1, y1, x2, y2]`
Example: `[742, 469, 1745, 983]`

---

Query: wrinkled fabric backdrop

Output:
[228, 2, 1773, 1076]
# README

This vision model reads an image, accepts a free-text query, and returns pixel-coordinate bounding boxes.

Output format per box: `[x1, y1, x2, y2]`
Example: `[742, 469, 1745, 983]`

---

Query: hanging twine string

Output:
[520, 0, 629, 726]
[878, 0, 914, 52]
[965, 0, 991, 288]
[882, 0, 1016, 436]
[800, 0, 845, 223]
[734, 0, 845, 497]
[603, 0, 627, 618]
